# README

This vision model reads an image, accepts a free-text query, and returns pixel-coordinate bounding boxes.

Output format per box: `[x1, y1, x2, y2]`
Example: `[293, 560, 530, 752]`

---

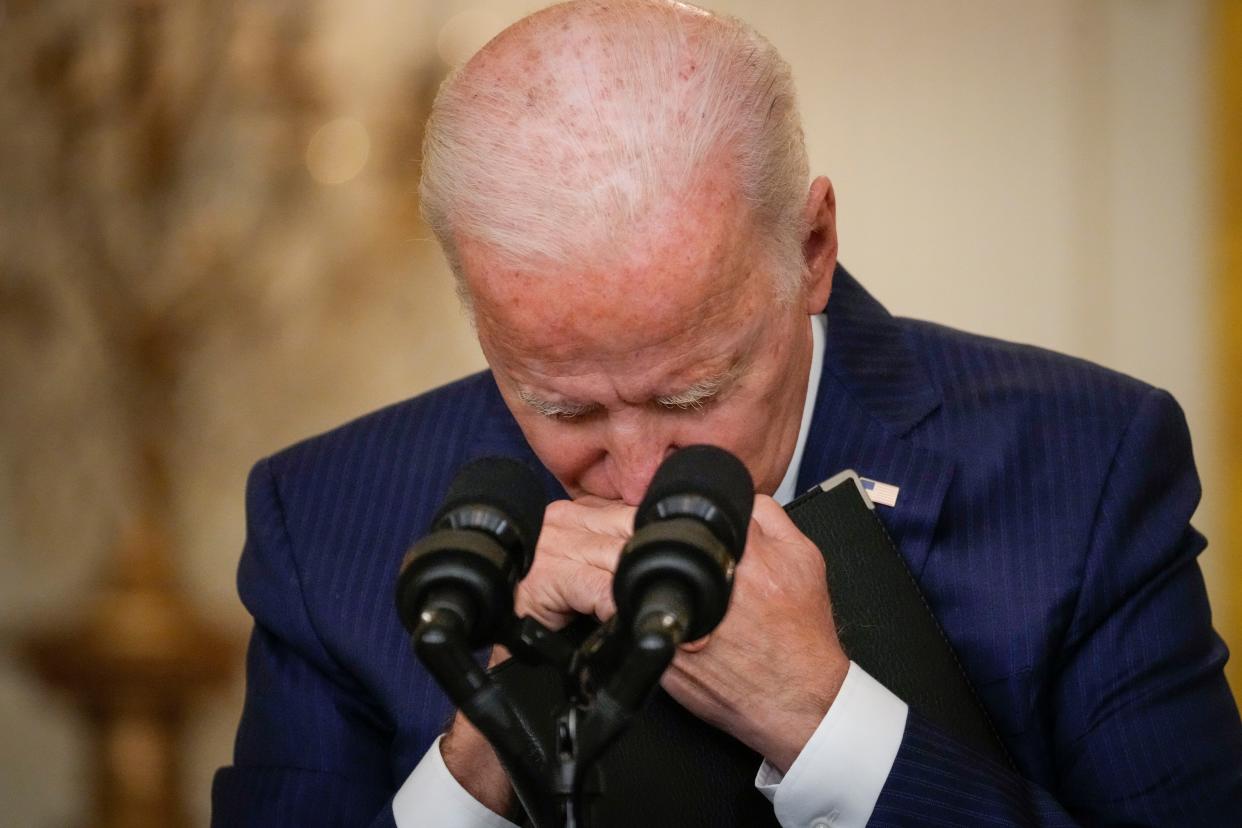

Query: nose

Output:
[605, 412, 676, 505]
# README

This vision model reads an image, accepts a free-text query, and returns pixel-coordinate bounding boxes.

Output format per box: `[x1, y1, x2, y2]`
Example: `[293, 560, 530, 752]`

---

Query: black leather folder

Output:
[493, 470, 1008, 826]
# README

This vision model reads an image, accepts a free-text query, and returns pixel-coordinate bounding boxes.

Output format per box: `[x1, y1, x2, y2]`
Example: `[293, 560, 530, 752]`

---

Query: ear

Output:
[800, 176, 837, 315]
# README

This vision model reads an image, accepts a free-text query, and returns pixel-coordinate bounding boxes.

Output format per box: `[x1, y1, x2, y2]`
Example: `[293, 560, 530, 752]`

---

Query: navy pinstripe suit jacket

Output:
[212, 268, 1242, 826]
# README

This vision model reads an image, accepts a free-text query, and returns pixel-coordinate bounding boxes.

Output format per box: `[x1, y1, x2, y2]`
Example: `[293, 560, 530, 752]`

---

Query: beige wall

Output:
[0, 2, 1224, 825]
[729, 0, 1224, 655]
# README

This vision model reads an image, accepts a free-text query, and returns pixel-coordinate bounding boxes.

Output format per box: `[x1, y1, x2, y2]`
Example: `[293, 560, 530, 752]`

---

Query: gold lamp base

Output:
[21, 517, 237, 828]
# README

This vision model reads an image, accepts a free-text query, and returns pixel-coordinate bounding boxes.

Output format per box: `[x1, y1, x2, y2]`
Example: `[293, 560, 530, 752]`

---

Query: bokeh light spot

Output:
[305, 117, 371, 185]
[437, 8, 505, 66]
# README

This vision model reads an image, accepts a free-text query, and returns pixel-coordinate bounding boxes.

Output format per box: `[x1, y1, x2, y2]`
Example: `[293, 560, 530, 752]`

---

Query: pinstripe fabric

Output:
[212, 267, 1242, 826]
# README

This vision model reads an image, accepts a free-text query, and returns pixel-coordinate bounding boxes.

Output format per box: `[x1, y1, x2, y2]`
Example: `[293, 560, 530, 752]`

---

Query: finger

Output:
[545, 498, 635, 539]
[557, 562, 616, 619]
[536, 523, 626, 572]
[748, 494, 804, 542]
[515, 558, 616, 628]
[570, 494, 627, 510]
[680, 633, 711, 653]
[486, 644, 511, 669]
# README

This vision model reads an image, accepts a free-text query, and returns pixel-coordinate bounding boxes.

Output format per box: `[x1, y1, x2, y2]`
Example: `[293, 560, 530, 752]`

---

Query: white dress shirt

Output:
[394, 314, 909, 828]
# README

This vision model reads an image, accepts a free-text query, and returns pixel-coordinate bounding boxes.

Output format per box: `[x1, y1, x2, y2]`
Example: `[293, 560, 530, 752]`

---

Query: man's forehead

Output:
[470, 248, 758, 363]
[449, 1, 779, 367]
[491, 292, 765, 415]
[462, 192, 761, 364]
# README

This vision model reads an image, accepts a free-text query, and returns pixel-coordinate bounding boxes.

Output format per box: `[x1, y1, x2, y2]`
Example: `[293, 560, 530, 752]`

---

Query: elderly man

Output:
[213, 1, 1242, 826]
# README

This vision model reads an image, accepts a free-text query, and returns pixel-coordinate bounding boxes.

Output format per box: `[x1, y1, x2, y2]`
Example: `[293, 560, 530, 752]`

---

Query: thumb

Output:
[680, 633, 711, 653]
[748, 494, 802, 542]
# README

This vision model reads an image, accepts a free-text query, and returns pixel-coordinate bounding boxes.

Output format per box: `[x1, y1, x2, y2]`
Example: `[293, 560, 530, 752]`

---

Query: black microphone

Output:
[395, 457, 546, 648]
[612, 445, 754, 645]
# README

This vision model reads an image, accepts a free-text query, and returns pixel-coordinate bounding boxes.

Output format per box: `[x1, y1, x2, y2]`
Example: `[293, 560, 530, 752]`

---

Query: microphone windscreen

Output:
[634, 445, 754, 548]
[435, 456, 547, 554]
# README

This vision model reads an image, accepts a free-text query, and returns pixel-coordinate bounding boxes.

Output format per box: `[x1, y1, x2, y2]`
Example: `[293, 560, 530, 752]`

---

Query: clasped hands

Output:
[442, 494, 850, 813]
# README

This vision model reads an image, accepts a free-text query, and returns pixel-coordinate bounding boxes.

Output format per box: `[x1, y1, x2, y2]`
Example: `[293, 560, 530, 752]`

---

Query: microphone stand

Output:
[411, 590, 690, 828]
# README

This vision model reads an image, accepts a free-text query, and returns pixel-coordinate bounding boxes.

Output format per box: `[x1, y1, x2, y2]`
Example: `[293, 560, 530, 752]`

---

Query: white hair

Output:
[419, 0, 810, 303]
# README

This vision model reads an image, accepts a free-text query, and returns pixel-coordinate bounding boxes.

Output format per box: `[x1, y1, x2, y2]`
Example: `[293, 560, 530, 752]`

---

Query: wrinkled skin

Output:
[435, 5, 850, 817]
[441, 174, 851, 816]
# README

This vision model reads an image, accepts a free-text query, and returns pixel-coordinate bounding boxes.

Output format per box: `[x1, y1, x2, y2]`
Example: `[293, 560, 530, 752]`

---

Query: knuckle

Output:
[523, 555, 552, 581]
[535, 527, 574, 559]
[752, 493, 779, 512]
[544, 499, 574, 521]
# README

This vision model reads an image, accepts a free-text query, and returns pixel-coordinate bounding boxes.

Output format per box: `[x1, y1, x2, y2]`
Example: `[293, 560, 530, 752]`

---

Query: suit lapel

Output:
[797, 267, 955, 579]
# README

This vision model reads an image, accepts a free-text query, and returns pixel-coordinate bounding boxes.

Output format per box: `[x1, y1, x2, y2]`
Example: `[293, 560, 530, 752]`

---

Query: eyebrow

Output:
[517, 365, 738, 419]
[654, 370, 734, 409]
[517, 389, 600, 419]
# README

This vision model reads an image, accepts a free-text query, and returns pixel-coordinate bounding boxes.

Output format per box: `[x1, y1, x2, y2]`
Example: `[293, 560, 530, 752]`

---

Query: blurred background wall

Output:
[0, 0, 1235, 825]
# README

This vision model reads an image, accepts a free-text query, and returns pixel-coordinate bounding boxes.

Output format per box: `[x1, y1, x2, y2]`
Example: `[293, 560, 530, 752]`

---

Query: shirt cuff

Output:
[754, 661, 908, 828]
[392, 734, 519, 828]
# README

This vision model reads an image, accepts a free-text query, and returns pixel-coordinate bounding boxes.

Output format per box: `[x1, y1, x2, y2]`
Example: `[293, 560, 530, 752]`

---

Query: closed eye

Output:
[518, 389, 600, 420]
[656, 394, 712, 411]
[548, 405, 601, 421]
[655, 374, 730, 410]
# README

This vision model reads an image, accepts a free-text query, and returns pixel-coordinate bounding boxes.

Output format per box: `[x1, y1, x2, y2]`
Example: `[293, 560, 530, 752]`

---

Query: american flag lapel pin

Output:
[859, 477, 900, 508]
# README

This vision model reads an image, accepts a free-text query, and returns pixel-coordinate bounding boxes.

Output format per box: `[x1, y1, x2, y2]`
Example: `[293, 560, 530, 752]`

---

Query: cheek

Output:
[678, 388, 788, 494]
[689, 406, 767, 467]
[518, 419, 605, 487]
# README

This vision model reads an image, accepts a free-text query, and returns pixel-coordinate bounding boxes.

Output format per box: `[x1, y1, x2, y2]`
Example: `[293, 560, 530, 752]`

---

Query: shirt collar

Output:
[773, 313, 826, 505]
